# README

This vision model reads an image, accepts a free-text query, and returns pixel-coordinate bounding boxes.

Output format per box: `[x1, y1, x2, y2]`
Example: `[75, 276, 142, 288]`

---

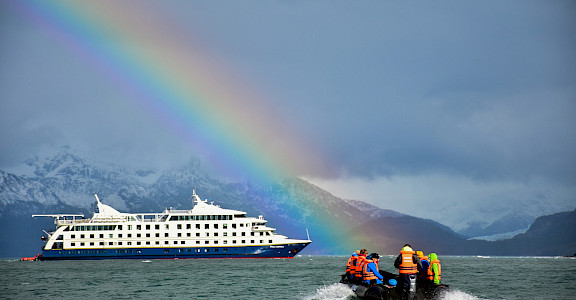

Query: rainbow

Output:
[8, 0, 356, 253]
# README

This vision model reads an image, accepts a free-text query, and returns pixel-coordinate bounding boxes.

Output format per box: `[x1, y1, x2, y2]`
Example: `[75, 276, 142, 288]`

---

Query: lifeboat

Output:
[20, 254, 40, 261]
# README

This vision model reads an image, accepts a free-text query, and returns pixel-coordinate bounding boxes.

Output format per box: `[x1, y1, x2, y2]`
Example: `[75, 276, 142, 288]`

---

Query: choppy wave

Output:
[301, 283, 355, 300]
[439, 289, 485, 300]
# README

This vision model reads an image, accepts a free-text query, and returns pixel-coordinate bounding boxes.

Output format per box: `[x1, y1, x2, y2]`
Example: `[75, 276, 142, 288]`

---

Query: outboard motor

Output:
[408, 274, 417, 300]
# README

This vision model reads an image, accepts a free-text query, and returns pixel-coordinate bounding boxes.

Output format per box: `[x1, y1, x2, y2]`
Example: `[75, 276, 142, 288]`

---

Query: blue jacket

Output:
[363, 261, 383, 284]
[420, 259, 430, 274]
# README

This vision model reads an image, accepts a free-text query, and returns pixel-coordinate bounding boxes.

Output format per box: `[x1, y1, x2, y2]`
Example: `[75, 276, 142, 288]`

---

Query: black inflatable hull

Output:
[340, 274, 449, 300]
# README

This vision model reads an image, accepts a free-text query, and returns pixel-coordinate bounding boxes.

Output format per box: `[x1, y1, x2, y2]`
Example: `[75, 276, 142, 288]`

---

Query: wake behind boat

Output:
[33, 190, 311, 260]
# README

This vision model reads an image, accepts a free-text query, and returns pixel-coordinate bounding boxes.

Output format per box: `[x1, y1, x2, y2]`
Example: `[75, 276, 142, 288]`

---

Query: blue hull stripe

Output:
[39, 243, 310, 260]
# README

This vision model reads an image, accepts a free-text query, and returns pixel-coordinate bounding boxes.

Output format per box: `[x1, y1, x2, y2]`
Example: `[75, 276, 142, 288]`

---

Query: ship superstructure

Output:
[33, 191, 311, 260]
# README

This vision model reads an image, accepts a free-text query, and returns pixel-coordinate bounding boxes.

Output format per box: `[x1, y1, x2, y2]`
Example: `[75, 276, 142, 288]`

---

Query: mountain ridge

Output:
[1, 151, 574, 257]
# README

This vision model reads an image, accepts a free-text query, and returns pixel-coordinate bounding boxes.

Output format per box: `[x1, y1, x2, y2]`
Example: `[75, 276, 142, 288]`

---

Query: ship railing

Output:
[252, 226, 276, 232]
[56, 219, 91, 225]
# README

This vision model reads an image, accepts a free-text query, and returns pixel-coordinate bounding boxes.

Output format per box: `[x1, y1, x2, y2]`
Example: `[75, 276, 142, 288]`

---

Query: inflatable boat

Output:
[340, 271, 449, 300]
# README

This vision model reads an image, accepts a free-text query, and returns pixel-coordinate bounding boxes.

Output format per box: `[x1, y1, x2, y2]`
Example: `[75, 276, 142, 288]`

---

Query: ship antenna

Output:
[306, 228, 311, 241]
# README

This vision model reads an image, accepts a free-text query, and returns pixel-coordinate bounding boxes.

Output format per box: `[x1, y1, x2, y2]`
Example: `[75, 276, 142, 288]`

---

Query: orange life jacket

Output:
[355, 255, 367, 279]
[346, 255, 358, 274]
[399, 250, 418, 274]
[427, 259, 441, 281]
[362, 259, 379, 281]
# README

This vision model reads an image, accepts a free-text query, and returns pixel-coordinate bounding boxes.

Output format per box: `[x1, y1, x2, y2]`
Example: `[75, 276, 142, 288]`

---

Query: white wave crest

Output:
[301, 283, 355, 300]
[439, 289, 484, 300]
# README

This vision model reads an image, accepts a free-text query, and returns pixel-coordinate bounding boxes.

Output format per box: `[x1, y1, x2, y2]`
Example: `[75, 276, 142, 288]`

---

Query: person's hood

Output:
[401, 246, 414, 252]
[429, 253, 438, 261]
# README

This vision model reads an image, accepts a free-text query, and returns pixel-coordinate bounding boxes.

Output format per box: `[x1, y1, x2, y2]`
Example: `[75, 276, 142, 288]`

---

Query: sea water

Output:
[1, 256, 575, 299]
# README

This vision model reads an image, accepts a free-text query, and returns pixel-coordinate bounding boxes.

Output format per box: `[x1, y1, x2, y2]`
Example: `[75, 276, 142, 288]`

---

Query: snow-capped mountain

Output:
[2, 150, 574, 257]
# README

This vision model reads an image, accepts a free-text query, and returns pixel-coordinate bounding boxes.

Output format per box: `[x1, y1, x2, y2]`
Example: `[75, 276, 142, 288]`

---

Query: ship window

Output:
[205, 241, 209, 244]
[80, 234, 85, 239]
[165, 249, 170, 253]
[196, 241, 200, 244]
[223, 224, 228, 229]
[71, 234, 76, 239]
[109, 234, 113, 238]
[232, 233, 236, 236]
[137, 234, 141, 238]
[155, 225, 160, 230]
[156, 233, 160, 237]
[128, 234, 132, 238]
[99, 234, 104, 238]
[137, 225, 141, 230]
[240, 224, 244, 227]
[260, 240, 263, 243]
[196, 233, 200, 237]
[89, 234, 93, 239]
[146, 233, 150, 238]
[223, 233, 227, 237]
[165, 241, 169, 245]
[146, 225, 151, 230]
[71, 242, 75, 246]
[177, 233, 182, 237]
[90, 242, 94, 246]
[196, 224, 200, 229]
[173, 241, 178, 244]
[266, 232, 270, 236]
[118, 225, 122, 230]
[165, 225, 169, 229]
[118, 242, 122, 245]
[146, 241, 150, 245]
[128, 225, 132, 230]
[177, 224, 182, 229]
[109, 242, 114, 245]
[232, 224, 236, 229]
[251, 233, 254, 236]
[232, 240, 237, 244]
[100, 242, 104, 245]
[155, 241, 160, 245]
[187, 224, 191, 229]
[223, 240, 227, 244]
[137, 242, 141, 245]
[242, 232, 245, 236]
[206, 233, 209, 237]
[165, 233, 169, 237]
[118, 234, 122, 238]
[81, 242, 85, 246]
[214, 224, 218, 229]
[269, 240, 272, 243]
[205, 224, 209, 229]
[169, 216, 177, 221]
[180, 241, 185, 244]
[187, 233, 191, 237]
[260, 232, 263, 236]
[251, 240, 254, 244]
[127, 242, 132, 245]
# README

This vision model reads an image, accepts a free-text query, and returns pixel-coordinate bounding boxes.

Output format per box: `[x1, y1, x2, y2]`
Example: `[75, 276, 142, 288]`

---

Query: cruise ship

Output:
[33, 191, 311, 260]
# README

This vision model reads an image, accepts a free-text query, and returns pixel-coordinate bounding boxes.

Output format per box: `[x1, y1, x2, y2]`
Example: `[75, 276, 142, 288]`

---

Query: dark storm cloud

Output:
[1, 0, 575, 187]
[188, 1, 576, 183]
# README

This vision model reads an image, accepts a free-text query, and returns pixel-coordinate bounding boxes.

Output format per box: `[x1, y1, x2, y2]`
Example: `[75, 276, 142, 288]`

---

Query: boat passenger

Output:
[363, 253, 384, 285]
[416, 250, 430, 284]
[427, 253, 441, 285]
[394, 244, 422, 296]
[345, 250, 360, 280]
[353, 249, 368, 283]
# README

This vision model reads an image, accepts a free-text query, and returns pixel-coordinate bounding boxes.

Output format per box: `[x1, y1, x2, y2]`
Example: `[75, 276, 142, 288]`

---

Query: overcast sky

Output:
[1, 1, 575, 227]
